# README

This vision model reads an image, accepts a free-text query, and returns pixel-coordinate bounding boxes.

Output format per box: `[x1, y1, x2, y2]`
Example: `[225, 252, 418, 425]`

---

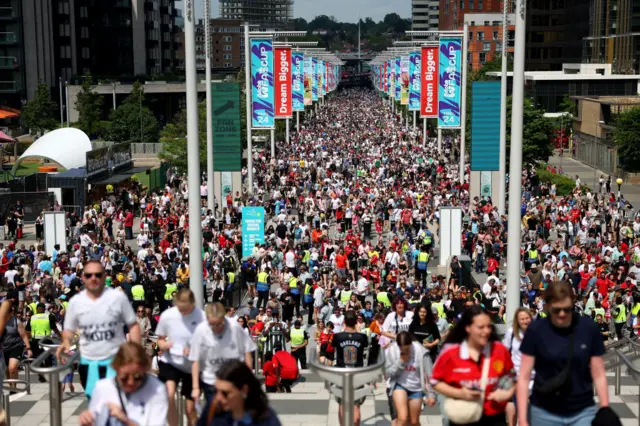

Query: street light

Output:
[617, 177, 623, 198]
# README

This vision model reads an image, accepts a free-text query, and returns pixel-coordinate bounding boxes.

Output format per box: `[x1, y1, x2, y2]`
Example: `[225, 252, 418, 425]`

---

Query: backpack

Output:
[222, 256, 235, 271]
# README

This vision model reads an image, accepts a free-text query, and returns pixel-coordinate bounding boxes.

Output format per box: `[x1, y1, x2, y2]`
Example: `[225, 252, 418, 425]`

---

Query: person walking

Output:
[288, 320, 308, 369]
[57, 260, 141, 399]
[26, 303, 59, 383]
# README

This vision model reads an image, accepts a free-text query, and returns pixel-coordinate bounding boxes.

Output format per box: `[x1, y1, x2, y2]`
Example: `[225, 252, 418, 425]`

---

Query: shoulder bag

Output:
[442, 355, 491, 424]
[532, 328, 575, 402]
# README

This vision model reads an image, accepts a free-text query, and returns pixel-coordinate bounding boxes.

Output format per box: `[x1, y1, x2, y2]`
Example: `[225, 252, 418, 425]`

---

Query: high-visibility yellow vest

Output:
[257, 272, 270, 292]
[424, 234, 432, 245]
[28, 302, 37, 315]
[528, 250, 538, 260]
[632, 303, 640, 317]
[432, 301, 446, 319]
[539, 311, 548, 318]
[340, 290, 352, 304]
[302, 250, 310, 263]
[288, 277, 298, 289]
[615, 305, 627, 323]
[417, 252, 429, 270]
[164, 283, 177, 300]
[227, 271, 236, 283]
[377, 292, 391, 308]
[304, 283, 313, 295]
[131, 285, 145, 301]
[61, 301, 69, 312]
[290, 328, 305, 347]
[593, 307, 606, 320]
[30, 314, 51, 339]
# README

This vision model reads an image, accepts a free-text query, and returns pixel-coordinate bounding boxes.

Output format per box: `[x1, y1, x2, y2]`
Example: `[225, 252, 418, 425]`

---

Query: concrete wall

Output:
[131, 0, 146, 76]
[22, 0, 56, 100]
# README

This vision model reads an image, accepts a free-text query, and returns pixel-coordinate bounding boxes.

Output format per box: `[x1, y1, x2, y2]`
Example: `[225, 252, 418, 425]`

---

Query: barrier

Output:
[615, 349, 640, 426]
[310, 352, 385, 426]
[29, 338, 80, 426]
[0, 379, 29, 426]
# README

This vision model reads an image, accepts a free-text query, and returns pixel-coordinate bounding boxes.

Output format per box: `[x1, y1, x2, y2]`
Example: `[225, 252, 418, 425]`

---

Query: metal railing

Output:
[0, 57, 17, 68]
[0, 81, 16, 92]
[615, 348, 640, 426]
[29, 338, 80, 426]
[603, 337, 640, 395]
[310, 351, 385, 426]
[1, 379, 29, 426]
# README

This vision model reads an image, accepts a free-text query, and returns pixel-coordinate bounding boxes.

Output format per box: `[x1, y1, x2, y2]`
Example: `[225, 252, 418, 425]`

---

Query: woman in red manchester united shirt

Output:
[431, 306, 515, 426]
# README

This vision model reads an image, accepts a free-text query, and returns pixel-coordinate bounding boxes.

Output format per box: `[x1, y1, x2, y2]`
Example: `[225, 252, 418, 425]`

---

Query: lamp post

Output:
[617, 177, 623, 198]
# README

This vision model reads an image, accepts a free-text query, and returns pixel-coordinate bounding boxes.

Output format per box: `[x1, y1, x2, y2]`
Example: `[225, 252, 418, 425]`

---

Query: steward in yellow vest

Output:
[376, 289, 391, 308]
[289, 320, 308, 369]
[28, 304, 59, 380]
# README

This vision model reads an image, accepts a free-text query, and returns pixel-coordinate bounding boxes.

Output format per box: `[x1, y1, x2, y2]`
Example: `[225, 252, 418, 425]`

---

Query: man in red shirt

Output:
[272, 344, 299, 393]
[124, 209, 134, 240]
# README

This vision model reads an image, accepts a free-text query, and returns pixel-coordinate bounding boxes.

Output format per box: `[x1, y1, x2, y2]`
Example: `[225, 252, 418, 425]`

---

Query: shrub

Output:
[536, 168, 576, 196]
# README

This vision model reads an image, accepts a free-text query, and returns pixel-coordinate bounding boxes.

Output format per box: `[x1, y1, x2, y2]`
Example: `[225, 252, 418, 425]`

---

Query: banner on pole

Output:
[312, 57, 318, 101]
[303, 56, 312, 106]
[250, 38, 274, 128]
[319, 60, 325, 98]
[389, 60, 395, 98]
[383, 62, 388, 94]
[394, 57, 401, 100]
[400, 56, 410, 105]
[292, 52, 304, 111]
[421, 46, 438, 118]
[409, 51, 421, 111]
[212, 83, 242, 171]
[438, 37, 462, 128]
[274, 46, 292, 118]
[241, 207, 265, 257]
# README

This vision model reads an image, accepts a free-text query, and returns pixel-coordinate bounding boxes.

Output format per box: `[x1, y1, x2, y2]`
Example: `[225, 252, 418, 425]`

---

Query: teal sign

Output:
[242, 207, 265, 257]
[212, 83, 242, 171]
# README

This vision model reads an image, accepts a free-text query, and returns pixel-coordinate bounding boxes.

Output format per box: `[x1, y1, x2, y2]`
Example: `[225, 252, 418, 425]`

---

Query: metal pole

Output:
[205, 0, 215, 212]
[185, 0, 204, 308]
[244, 23, 254, 194]
[270, 128, 275, 158]
[286, 118, 290, 143]
[505, 0, 527, 322]
[498, 0, 509, 216]
[459, 23, 469, 183]
[296, 110, 300, 131]
[112, 82, 116, 110]
[423, 118, 427, 142]
[438, 127, 442, 152]
[65, 81, 69, 127]
[50, 372, 62, 426]
[615, 363, 621, 395]
[2, 391, 10, 426]
[139, 89, 143, 142]
[59, 77, 63, 128]
[342, 374, 354, 426]
[413, 110, 416, 131]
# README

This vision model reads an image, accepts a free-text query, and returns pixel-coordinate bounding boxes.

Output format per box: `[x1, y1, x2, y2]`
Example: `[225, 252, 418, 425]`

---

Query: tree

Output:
[74, 73, 103, 138]
[507, 96, 554, 166]
[558, 94, 577, 116]
[614, 107, 640, 172]
[160, 101, 209, 173]
[105, 81, 159, 142]
[22, 82, 58, 135]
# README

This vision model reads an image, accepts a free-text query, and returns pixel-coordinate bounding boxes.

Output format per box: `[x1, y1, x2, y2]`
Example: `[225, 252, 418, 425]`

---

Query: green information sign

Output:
[212, 83, 242, 171]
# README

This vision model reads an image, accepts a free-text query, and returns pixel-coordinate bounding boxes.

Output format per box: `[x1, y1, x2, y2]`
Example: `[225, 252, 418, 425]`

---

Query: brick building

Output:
[464, 13, 514, 70]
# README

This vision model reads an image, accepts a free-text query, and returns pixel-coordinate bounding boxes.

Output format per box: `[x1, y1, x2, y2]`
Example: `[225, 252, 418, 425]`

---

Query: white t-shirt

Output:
[4, 270, 17, 285]
[156, 307, 206, 373]
[63, 288, 136, 360]
[382, 311, 414, 335]
[188, 318, 257, 386]
[328, 314, 344, 333]
[89, 376, 168, 426]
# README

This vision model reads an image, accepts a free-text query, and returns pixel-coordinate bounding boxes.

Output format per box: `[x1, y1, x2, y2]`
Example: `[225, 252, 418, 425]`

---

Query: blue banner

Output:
[250, 39, 274, 128]
[409, 51, 421, 111]
[471, 82, 501, 171]
[292, 52, 304, 111]
[394, 57, 401, 99]
[312, 57, 318, 101]
[438, 37, 462, 128]
[242, 207, 265, 257]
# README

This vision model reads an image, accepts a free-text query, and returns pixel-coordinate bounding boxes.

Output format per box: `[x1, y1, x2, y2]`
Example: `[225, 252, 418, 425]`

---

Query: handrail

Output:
[2, 379, 29, 393]
[605, 337, 631, 352]
[309, 349, 385, 375]
[29, 347, 79, 374]
[616, 349, 640, 376]
[37, 337, 62, 350]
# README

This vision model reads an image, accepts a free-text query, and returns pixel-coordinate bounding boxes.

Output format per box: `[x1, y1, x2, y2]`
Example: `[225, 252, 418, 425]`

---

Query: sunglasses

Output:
[137, 309, 144, 313]
[118, 373, 144, 384]
[551, 307, 573, 314]
[83, 272, 103, 279]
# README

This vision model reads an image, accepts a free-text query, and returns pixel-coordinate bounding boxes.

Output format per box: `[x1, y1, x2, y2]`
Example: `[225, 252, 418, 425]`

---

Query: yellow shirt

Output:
[177, 267, 190, 284]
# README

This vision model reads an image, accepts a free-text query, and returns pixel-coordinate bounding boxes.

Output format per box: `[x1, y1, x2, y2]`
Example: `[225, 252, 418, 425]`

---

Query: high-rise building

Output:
[439, 0, 505, 31]
[412, 0, 439, 31]
[193, 19, 243, 72]
[0, 0, 180, 111]
[219, 0, 293, 30]
[526, 0, 589, 71]
[583, 0, 640, 74]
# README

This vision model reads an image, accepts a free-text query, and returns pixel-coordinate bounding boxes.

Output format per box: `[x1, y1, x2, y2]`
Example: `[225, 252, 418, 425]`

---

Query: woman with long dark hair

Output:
[197, 360, 281, 426]
[431, 305, 515, 426]
[408, 303, 441, 363]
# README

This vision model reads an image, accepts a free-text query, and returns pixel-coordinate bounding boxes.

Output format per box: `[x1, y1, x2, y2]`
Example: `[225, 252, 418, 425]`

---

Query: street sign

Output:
[212, 83, 242, 171]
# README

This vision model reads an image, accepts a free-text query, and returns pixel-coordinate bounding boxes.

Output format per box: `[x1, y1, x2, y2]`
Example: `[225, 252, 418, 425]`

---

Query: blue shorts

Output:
[393, 383, 425, 400]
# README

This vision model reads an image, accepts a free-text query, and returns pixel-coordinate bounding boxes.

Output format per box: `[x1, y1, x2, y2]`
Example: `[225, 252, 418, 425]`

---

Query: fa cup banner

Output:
[250, 39, 274, 128]
[438, 37, 462, 128]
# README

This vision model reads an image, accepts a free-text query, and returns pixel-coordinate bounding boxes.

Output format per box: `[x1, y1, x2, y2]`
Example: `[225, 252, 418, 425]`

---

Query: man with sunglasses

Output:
[57, 260, 141, 399]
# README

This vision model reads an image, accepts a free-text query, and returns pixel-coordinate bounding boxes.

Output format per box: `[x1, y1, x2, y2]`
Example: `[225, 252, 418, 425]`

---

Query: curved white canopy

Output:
[15, 128, 92, 171]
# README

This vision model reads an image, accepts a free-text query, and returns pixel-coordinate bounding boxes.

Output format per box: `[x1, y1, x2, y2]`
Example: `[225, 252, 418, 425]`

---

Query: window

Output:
[59, 23, 70, 37]
[81, 47, 90, 59]
[223, 45, 232, 51]
[493, 31, 499, 40]
[478, 0, 483, 9]
[59, 45, 71, 58]
[223, 53, 232, 59]
[58, 1, 69, 14]
[469, 0, 474, 8]
[477, 32, 484, 40]
[479, 52, 486, 63]
[460, 0, 464, 9]
[483, 42, 491, 51]
[224, 62, 232, 68]
[484, 21, 490, 26]
[81, 27, 89, 38]
[80, 6, 88, 18]
[223, 36, 232, 42]
[469, 31, 473, 40]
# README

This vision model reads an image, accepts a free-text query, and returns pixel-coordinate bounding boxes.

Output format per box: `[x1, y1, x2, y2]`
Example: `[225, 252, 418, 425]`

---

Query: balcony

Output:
[0, 56, 18, 69]
[0, 81, 17, 93]
[0, 6, 17, 20]
[0, 32, 17, 44]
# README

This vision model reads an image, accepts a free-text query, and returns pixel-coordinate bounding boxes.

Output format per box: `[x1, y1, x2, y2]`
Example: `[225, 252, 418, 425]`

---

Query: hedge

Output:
[536, 168, 577, 196]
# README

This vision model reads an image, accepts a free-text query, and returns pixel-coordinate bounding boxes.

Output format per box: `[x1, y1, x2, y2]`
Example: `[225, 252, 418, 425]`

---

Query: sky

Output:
[188, 0, 411, 23]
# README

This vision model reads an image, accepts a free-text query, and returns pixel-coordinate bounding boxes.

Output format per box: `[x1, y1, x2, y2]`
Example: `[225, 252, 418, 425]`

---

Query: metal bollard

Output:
[615, 364, 622, 396]
[1, 390, 10, 426]
[176, 383, 184, 426]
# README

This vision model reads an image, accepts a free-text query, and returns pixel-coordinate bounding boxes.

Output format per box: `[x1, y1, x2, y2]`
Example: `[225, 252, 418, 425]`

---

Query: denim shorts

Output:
[530, 404, 597, 426]
[393, 383, 425, 399]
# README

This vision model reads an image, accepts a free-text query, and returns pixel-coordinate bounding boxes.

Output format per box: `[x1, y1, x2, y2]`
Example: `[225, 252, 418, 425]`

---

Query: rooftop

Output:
[569, 95, 640, 106]
[487, 63, 640, 81]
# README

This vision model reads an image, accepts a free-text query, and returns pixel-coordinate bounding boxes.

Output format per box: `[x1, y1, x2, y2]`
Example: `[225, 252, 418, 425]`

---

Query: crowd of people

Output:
[0, 87, 629, 426]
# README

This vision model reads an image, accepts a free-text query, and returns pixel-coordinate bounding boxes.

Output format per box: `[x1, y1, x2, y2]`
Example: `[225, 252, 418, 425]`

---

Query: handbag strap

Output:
[479, 351, 492, 401]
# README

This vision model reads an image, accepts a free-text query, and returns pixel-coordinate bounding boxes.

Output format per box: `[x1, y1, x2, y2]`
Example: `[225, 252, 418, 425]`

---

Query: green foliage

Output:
[105, 81, 159, 142]
[74, 73, 104, 138]
[22, 82, 58, 135]
[159, 102, 208, 173]
[614, 107, 640, 172]
[536, 168, 576, 195]
[558, 94, 577, 116]
[507, 97, 554, 166]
